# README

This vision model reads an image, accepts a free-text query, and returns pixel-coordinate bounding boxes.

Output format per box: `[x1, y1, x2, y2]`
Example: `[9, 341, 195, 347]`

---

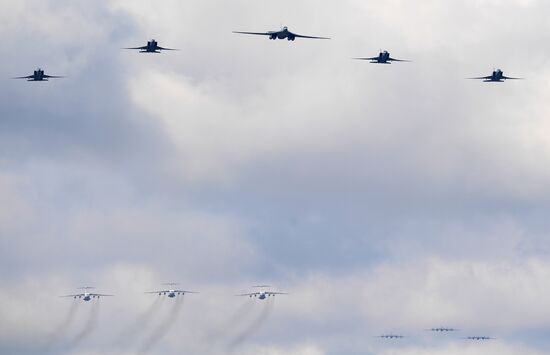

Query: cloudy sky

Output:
[1, 0, 550, 354]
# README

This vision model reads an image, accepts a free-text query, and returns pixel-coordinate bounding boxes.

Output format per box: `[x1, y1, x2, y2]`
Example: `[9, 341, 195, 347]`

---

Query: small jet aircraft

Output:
[11, 68, 64, 81]
[464, 336, 494, 340]
[233, 26, 330, 41]
[146, 283, 198, 298]
[60, 287, 113, 301]
[354, 50, 409, 64]
[123, 39, 178, 53]
[425, 327, 459, 332]
[237, 285, 288, 300]
[469, 69, 522, 82]
[375, 334, 406, 339]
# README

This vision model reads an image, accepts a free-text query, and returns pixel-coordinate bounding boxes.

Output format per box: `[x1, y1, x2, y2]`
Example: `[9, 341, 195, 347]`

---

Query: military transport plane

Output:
[238, 285, 288, 299]
[60, 287, 113, 301]
[233, 26, 330, 41]
[124, 39, 178, 53]
[425, 327, 460, 332]
[464, 336, 494, 341]
[469, 69, 522, 82]
[11, 68, 64, 81]
[146, 283, 198, 298]
[354, 50, 409, 64]
[375, 334, 406, 339]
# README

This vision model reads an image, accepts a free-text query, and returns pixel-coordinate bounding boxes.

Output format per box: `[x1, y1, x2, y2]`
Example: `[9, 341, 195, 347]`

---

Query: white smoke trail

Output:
[115, 296, 164, 347]
[64, 299, 101, 351]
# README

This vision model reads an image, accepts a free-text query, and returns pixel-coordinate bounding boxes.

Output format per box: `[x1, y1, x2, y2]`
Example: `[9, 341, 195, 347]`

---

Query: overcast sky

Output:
[1, 0, 550, 354]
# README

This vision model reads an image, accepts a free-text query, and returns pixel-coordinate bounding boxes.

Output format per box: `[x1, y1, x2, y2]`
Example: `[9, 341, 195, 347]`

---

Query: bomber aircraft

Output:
[124, 39, 178, 53]
[469, 69, 522, 82]
[146, 283, 198, 298]
[354, 50, 409, 64]
[233, 26, 330, 41]
[60, 287, 113, 301]
[11, 68, 64, 81]
[238, 285, 288, 300]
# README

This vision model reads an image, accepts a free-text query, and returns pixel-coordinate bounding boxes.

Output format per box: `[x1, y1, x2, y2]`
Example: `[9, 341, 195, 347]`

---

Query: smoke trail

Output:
[228, 297, 274, 350]
[138, 296, 184, 354]
[203, 296, 255, 342]
[65, 299, 101, 350]
[115, 296, 164, 346]
[44, 298, 79, 351]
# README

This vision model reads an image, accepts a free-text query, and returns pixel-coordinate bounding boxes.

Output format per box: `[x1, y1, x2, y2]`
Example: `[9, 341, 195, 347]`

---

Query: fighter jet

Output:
[123, 39, 178, 53]
[233, 26, 330, 41]
[11, 68, 64, 81]
[425, 327, 460, 332]
[464, 336, 494, 341]
[354, 50, 409, 64]
[60, 287, 113, 301]
[375, 334, 406, 339]
[146, 283, 198, 298]
[238, 285, 288, 300]
[468, 69, 522, 82]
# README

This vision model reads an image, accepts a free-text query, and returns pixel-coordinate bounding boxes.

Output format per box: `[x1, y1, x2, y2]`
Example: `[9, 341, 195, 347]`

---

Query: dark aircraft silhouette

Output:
[464, 336, 494, 340]
[354, 50, 409, 63]
[426, 327, 459, 332]
[375, 334, 405, 339]
[11, 68, 64, 81]
[469, 69, 522, 82]
[124, 39, 178, 53]
[233, 26, 330, 41]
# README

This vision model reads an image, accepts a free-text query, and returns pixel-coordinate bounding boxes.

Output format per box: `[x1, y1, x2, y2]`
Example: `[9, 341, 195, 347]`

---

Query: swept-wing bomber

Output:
[469, 69, 522, 82]
[354, 50, 409, 63]
[238, 285, 288, 300]
[60, 287, 113, 301]
[233, 26, 330, 41]
[146, 283, 198, 298]
[11, 68, 64, 81]
[124, 39, 178, 53]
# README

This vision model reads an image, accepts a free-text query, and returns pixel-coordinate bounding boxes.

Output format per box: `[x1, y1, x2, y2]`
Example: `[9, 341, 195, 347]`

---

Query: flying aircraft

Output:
[375, 334, 406, 339]
[464, 336, 494, 340]
[468, 69, 522, 82]
[123, 39, 178, 53]
[238, 285, 288, 300]
[11, 68, 64, 81]
[354, 50, 409, 64]
[425, 327, 460, 332]
[233, 26, 330, 41]
[60, 287, 113, 301]
[146, 283, 198, 298]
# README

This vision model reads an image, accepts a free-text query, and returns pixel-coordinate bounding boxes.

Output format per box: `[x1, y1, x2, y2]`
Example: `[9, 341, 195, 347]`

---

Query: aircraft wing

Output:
[11, 75, 34, 79]
[502, 75, 523, 80]
[173, 290, 198, 293]
[90, 293, 114, 297]
[468, 76, 492, 80]
[237, 292, 259, 296]
[233, 31, 275, 36]
[123, 46, 148, 50]
[266, 291, 288, 295]
[43, 75, 64, 78]
[388, 57, 410, 62]
[157, 46, 178, 51]
[60, 294, 83, 298]
[353, 57, 380, 61]
[145, 290, 170, 294]
[291, 32, 330, 39]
